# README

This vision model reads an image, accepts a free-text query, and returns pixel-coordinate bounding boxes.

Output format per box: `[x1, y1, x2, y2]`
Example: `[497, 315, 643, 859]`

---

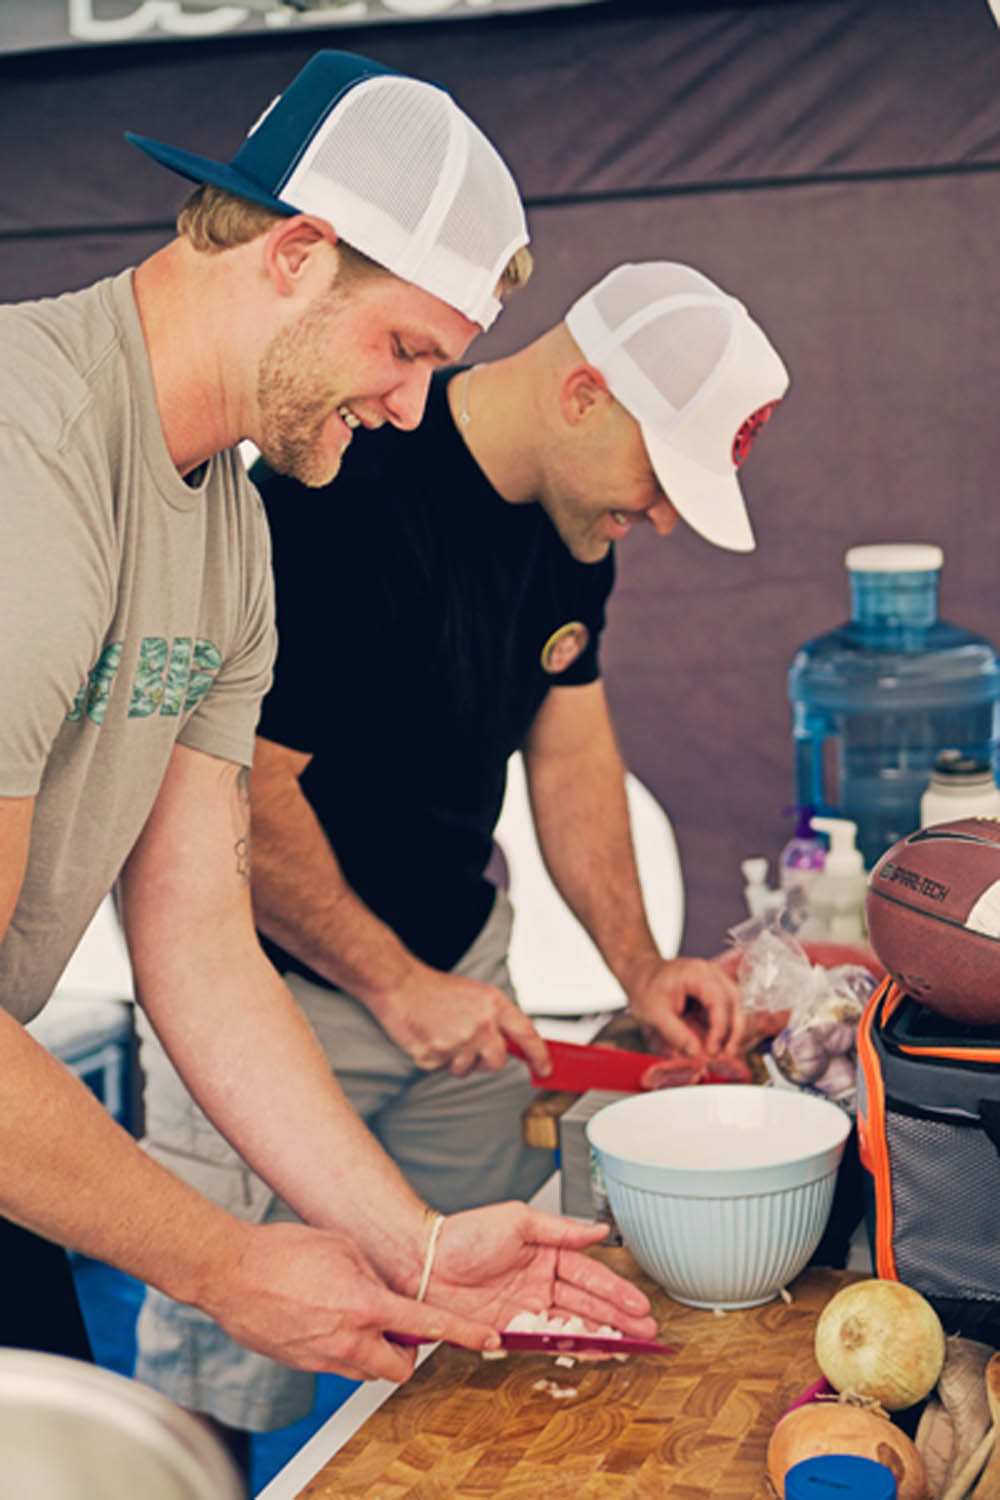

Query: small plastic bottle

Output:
[920, 748, 1000, 827]
[786, 1454, 897, 1498]
[806, 816, 868, 942]
[779, 806, 826, 893]
[741, 857, 773, 918]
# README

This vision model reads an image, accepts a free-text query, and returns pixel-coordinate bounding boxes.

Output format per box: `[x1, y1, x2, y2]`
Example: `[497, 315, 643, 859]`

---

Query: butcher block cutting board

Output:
[297, 1256, 860, 1499]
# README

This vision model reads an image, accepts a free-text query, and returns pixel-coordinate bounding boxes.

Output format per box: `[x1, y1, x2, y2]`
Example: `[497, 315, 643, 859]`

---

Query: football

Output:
[866, 817, 1000, 1024]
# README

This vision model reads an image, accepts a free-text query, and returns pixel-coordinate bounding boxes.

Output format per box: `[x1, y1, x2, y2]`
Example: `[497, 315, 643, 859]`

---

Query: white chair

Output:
[494, 752, 684, 1025]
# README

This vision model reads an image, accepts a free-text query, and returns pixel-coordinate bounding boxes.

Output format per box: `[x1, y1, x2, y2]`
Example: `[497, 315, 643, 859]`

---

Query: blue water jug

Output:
[789, 544, 1000, 870]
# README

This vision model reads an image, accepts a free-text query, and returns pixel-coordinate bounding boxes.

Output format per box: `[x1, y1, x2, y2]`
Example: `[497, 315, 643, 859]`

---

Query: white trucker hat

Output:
[127, 51, 528, 331]
[565, 263, 790, 551]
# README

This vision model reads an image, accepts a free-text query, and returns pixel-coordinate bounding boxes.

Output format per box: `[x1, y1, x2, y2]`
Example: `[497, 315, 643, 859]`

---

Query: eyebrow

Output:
[398, 332, 454, 365]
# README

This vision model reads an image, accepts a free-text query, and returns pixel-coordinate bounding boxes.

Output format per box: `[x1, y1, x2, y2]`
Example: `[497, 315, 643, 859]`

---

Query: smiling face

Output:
[257, 269, 479, 488]
[540, 395, 681, 564]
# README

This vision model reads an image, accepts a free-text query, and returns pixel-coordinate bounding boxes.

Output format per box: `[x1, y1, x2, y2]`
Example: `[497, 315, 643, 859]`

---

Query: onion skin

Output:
[815, 1279, 946, 1411]
[768, 1402, 928, 1499]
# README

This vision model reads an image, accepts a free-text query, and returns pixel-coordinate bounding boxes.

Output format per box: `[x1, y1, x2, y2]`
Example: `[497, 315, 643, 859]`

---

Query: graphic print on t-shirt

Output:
[67, 636, 222, 727]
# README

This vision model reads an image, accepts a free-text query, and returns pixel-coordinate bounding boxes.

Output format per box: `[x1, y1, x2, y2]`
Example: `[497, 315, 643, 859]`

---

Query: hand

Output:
[376, 966, 551, 1079]
[624, 954, 745, 1059]
[200, 1221, 503, 1382]
[424, 1203, 657, 1337]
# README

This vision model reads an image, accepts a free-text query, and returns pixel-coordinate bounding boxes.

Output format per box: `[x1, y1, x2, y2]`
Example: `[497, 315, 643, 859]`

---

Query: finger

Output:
[475, 1031, 510, 1072]
[548, 1281, 659, 1340]
[702, 974, 746, 1056]
[517, 1209, 612, 1252]
[448, 1047, 479, 1077]
[381, 1290, 501, 1354]
[315, 1338, 417, 1384]
[499, 1006, 551, 1077]
[552, 1243, 653, 1320]
[648, 1006, 705, 1059]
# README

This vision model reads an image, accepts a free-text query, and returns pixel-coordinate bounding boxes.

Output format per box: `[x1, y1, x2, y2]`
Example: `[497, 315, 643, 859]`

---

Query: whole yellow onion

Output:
[814, 1279, 945, 1411]
[767, 1403, 928, 1499]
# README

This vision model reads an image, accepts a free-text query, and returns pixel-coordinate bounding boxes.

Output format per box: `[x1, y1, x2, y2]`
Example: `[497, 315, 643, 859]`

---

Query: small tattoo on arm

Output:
[233, 766, 251, 883]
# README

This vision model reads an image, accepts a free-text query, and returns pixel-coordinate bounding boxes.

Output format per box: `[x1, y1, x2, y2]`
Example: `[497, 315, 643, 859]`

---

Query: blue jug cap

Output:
[785, 1454, 897, 1498]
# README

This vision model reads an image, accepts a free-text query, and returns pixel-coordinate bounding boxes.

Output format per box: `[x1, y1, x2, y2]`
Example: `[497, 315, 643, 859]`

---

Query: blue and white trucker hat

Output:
[566, 263, 790, 551]
[126, 50, 528, 331]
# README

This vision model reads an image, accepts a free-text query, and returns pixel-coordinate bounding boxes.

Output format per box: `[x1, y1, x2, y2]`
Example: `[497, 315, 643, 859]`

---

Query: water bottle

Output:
[920, 748, 1000, 827]
[788, 544, 1000, 870]
[785, 1454, 896, 1498]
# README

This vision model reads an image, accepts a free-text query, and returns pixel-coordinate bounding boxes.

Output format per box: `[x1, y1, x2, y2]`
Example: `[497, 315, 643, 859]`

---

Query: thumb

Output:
[519, 1210, 611, 1250]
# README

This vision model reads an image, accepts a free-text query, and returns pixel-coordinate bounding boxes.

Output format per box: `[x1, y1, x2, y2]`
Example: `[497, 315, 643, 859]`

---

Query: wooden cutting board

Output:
[297, 1257, 860, 1499]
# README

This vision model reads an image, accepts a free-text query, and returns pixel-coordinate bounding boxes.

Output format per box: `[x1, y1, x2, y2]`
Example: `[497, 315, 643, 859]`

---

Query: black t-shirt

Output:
[253, 370, 615, 975]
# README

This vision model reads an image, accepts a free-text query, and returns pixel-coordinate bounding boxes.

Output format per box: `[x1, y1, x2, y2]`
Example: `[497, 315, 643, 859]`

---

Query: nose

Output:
[645, 497, 679, 536]
[384, 366, 434, 432]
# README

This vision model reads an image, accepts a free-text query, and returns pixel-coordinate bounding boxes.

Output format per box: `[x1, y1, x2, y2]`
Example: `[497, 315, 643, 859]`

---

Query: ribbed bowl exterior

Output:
[602, 1169, 838, 1309]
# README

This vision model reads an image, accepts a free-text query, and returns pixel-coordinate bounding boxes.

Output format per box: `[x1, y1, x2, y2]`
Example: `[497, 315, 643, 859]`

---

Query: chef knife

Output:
[388, 1330, 676, 1356]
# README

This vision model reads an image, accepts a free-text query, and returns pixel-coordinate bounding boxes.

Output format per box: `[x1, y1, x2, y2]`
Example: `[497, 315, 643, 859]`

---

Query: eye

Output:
[393, 337, 417, 363]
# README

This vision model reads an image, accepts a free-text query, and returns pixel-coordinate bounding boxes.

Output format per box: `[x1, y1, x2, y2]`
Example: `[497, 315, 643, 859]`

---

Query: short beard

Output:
[256, 288, 347, 488]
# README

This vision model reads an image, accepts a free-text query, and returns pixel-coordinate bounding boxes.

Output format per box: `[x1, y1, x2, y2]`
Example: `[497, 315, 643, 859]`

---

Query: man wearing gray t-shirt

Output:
[0, 50, 656, 1387]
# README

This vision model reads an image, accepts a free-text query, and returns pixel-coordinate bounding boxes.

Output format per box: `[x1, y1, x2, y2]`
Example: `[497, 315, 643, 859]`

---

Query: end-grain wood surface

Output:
[298, 1256, 859, 1499]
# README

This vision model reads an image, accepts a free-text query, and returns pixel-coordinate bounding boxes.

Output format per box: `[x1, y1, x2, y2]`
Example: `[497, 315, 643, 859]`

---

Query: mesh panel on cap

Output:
[625, 306, 733, 414]
[434, 128, 524, 282]
[588, 263, 719, 336]
[305, 80, 451, 244]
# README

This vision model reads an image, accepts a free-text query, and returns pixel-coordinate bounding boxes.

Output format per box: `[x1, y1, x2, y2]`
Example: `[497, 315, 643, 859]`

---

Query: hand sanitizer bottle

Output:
[779, 805, 826, 893]
[807, 816, 868, 941]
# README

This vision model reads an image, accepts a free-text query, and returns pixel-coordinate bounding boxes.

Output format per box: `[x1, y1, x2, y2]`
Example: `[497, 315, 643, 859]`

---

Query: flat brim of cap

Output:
[642, 424, 756, 553]
[125, 132, 297, 218]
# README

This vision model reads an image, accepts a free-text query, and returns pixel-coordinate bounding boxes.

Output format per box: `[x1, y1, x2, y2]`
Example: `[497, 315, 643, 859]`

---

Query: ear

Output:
[559, 364, 612, 427]
[261, 214, 339, 297]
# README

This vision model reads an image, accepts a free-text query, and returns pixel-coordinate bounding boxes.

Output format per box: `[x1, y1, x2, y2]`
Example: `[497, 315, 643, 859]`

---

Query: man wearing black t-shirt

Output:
[135, 262, 790, 1441]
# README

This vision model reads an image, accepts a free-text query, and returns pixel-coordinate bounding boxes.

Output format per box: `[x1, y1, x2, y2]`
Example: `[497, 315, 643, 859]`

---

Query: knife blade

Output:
[507, 1036, 734, 1093]
[387, 1330, 676, 1356]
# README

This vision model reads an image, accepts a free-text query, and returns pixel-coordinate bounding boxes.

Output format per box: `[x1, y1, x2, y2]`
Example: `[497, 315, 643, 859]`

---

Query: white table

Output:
[257, 1173, 562, 1500]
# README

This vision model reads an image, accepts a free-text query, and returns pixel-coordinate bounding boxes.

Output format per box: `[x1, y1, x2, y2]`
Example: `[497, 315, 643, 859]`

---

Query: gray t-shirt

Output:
[0, 269, 276, 1022]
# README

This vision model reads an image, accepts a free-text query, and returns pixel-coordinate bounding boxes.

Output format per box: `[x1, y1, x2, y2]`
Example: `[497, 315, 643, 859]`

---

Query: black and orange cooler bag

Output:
[857, 976, 1000, 1339]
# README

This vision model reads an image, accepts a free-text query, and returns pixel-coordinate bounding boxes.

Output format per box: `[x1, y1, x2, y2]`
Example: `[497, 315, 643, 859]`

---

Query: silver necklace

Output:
[458, 364, 480, 427]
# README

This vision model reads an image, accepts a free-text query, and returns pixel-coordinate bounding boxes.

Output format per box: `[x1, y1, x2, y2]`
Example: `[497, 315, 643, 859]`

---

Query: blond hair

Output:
[177, 182, 531, 297]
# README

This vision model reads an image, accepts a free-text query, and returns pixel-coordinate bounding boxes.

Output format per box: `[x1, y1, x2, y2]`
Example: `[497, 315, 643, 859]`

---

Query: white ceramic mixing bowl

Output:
[586, 1085, 851, 1309]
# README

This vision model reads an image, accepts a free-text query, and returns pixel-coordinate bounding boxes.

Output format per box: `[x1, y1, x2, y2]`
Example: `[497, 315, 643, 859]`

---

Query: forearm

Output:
[132, 910, 428, 1292]
[251, 742, 428, 1019]
[524, 726, 661, 992]
[253, 817, 425, 1018]
[0, 1009, 250, 1304]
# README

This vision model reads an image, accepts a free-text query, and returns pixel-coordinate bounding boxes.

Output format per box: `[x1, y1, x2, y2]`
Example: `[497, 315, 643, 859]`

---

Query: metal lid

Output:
[0, 1351, 244, 1498]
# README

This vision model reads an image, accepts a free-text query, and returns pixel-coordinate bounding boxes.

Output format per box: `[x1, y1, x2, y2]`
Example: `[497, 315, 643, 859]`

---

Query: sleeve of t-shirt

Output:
[555, 549, 616, 687]
[0, 428, 114, 795]
[177, 471, 277, 770]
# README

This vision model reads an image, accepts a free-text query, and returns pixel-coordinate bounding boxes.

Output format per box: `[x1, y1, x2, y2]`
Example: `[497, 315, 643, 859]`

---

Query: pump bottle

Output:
[806, 816, 867, 942]
[779, 806, 825, 893]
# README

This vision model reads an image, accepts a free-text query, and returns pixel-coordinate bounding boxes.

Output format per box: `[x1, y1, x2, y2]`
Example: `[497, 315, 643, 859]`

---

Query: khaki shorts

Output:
[133, 890, 554, 1431]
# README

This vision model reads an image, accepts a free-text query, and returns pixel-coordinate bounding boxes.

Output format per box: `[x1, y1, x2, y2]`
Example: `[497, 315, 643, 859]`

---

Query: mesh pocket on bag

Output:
[887, 1101, 1000, 1303]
